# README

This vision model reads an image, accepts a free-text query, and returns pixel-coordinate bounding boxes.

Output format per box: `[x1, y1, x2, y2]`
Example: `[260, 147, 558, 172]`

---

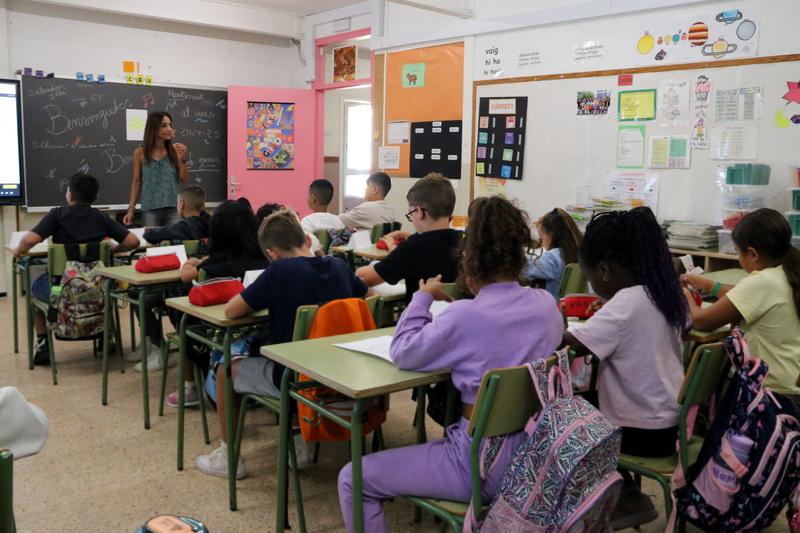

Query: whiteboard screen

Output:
[0, 79, 24, 204]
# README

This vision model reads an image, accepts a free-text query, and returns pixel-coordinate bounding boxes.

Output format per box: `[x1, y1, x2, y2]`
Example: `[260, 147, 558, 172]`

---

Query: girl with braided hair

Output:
[563, 207, 688, 529]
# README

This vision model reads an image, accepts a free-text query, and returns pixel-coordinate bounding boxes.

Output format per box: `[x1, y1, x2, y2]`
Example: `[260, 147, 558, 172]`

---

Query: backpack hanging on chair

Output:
[670, 327, 800, 532]
[465, 349, 623, 532]
[49, 243, 106, 340]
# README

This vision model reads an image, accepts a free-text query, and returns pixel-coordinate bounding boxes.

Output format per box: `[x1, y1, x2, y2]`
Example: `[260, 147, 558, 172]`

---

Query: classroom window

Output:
[343, 101, 372, 202]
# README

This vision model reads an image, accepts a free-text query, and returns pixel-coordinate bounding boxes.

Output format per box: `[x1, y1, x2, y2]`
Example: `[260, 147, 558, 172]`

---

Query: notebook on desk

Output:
[146, 244, 188, 266]
[334, 335, 394, 363]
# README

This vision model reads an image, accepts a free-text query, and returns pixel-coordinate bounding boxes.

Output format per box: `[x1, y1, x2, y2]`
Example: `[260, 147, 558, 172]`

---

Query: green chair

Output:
[441, 282, 464, 301]
[313, 230, 332, 255]
[31, 242, 123, 385]
[617, 342, 730, 518]
[405, 363, 548, 531]
[370, 222, 402, 244]
[557, 263, 588, 299]
[0, 449, 15, 533]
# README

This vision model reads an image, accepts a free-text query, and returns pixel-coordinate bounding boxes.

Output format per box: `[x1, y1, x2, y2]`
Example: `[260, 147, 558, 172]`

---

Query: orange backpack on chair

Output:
[297, 298, 389, 442]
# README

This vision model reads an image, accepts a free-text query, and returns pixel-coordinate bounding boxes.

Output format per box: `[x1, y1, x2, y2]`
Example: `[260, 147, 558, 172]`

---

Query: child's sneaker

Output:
[290, 433, 313, 470]
[196, 443, 246, 479]
[127, 340, 160, 362]
[166, 387, 199, 408]
[33, 335, 50, 366]
[134, 343, 176, 373]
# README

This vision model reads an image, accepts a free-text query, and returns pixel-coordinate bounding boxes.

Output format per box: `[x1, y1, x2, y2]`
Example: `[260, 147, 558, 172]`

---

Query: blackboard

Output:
[409, 120, 462, 179]
[20, 77, 227, 208]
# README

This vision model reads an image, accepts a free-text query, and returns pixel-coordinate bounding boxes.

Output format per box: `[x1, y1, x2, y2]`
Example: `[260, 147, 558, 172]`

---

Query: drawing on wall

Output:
[246, 101, 295, 170]
[691, 74, 712, 149]
[333, 45, 357, 82]
[783, 81, 800, 105]
[576, 90, 611, 116]
[402, 63, 426, 88]
[702, 38, 737, 58]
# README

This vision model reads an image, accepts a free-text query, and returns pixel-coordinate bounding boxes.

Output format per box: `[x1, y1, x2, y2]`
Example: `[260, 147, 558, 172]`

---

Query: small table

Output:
[96, 264, 185, 430]
[165, 296, 268, 511]
[5, 244, 48, 359]
[264, 328, 451, 532]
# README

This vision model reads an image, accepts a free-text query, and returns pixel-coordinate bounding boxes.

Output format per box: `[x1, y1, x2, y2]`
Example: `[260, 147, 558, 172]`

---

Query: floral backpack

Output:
[49, 243, 106, 340]
[466, 349, 623, 532]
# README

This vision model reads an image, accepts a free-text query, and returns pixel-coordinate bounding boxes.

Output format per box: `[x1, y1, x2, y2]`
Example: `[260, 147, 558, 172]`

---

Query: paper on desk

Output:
[147, 244, 188, 266]
[8, 231, 49, 253]
[335, 335, 394, 363]
[348, 230, 372, 251]
[372, 281, 405, 297]
[243, 269, 264, 288]
[430, 300, 451, 318]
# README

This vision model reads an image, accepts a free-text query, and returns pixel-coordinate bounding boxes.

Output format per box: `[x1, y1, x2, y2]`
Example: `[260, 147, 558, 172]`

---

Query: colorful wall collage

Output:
[475, 96, 528, 180]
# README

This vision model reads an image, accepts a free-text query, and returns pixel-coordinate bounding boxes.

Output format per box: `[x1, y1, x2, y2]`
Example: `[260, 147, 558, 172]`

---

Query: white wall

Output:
[0, 0, 307, 293]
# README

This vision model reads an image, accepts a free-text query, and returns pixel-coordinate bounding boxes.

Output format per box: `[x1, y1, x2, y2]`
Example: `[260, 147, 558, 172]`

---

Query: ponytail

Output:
[783, 247, 800, 316]
[541, 208, 583, 265]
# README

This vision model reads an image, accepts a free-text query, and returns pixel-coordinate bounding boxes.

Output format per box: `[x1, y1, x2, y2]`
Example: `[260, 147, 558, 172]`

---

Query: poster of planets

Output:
[635, 8, 759, 65]
[246, 101, 295, 170]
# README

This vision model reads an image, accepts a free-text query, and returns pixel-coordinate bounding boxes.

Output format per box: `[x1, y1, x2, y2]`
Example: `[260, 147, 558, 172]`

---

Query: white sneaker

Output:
[133, 344, 176, 373]
[196, 444, 246, 479]
[126, 340, 161, 362]
[291, 433, 313, 470]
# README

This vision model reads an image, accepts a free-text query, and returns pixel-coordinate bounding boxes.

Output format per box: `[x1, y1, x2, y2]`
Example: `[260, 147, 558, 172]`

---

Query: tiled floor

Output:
[1, 295, 789, 532]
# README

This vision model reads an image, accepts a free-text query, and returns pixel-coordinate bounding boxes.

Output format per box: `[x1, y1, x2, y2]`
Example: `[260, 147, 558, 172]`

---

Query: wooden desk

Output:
[165, 296, 268, 511]
[264, 328, 450, 532]
[5, 245, 47, 359]
[670, 247, 739, 272]
[96, 263, 185, 430]
[330, 244, 389, 261]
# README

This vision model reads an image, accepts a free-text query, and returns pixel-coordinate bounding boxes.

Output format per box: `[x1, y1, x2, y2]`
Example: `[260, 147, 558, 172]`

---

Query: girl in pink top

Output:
[337, 196, 563, 533]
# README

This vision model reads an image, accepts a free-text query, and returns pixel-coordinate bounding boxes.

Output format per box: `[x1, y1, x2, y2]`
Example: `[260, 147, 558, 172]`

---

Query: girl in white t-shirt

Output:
[563, 207, 689, 529]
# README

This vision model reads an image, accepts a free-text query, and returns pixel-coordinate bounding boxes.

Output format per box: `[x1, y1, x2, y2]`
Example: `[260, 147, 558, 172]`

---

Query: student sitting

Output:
[300, 178, 344, 233]
[192, 210, 368, 479]
[163, 201, 272, 404]
[143, 185, 210, 244]
[562, 208, 688, 529]
[12, 173, 139, 365]
[257, 201, 324, 256]
[683, 208, 800, 404]
[338, 172, 395, 231]
[356, 173, 461, 303]
[524, 207, 583, 298]
[337, 196, 563, 532]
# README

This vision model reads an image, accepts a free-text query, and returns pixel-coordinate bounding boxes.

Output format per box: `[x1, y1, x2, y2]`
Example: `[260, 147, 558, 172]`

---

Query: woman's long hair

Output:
[540, 208, 583, 264]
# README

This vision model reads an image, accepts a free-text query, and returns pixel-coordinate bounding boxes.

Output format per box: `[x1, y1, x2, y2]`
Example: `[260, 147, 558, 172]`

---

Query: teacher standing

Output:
[123, 111, 189, 227]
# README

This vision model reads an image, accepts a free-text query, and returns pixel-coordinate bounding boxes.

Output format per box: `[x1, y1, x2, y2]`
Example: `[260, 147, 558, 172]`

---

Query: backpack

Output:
[670, 327, 800, 532]
[466, 349, 623, 532]
[49, 243, 106, 340]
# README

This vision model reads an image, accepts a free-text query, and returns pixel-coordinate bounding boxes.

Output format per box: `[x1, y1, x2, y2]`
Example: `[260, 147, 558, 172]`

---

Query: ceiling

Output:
[216, 0, 366, 16]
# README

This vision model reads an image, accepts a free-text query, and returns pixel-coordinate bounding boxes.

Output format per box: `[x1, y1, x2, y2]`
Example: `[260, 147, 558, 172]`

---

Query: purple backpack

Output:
[466, 349, 623, 532]
[671, 327, 800, 531]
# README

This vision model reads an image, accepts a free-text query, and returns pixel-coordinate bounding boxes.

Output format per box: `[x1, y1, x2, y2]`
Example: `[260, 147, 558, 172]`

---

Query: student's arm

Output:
[355, 265, 385, 287]
[180, 257, 205, 283]
[389, 278, 456, 371]
[562, 301, 621, 361]
[562, 331, 592, 357]
[144, 220, 187, 244]
[107, 217, 140, 253]
[12, 232, 44, 257]
[113, 232, 140, 254]
[124, 147, 143, 226]
[173, 143, 189, 184]
[524, 250, 562, 281]
[338, 204, 365, 230]
[224, 294, 253, 319]
[684, 293, 741, 331]
[14, 208, 58, 256]
[681, 274, 734, 299]
[370, 242, 410, 286]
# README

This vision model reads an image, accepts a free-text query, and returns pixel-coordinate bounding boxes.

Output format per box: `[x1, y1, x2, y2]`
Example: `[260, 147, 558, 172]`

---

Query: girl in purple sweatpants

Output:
[338, 196, 565, 532]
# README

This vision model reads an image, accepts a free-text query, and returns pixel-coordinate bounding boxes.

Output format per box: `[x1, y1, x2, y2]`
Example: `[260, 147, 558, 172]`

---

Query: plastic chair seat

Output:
[619, 435, 704, 475]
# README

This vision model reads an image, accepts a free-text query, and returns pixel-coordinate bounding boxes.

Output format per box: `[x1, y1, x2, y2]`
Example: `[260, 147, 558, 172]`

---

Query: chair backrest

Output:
[292, 305, 320, 341]
[557, 263, 588, 299]
[313, 229, 332, 255]
[0, 448, 14, 533]
[364, 294, 384, 327]
[47, 242, 112, 277]
[370, 221, 402, 244]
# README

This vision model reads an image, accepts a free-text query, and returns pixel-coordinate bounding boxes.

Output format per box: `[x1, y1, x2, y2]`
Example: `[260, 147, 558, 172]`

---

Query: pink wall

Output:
[227, 85, 316, 216]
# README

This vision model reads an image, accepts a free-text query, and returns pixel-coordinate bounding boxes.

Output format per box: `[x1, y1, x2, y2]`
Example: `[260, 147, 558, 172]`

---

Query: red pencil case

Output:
[135, 254, 181, 273]
[188, 277, 244, 307]
[376, 236, 406, 250]
[559, 294, 600, 319]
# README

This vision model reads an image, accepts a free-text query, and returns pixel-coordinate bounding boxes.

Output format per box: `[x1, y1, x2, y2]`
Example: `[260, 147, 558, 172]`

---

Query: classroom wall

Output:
[0, 0, 308, 293]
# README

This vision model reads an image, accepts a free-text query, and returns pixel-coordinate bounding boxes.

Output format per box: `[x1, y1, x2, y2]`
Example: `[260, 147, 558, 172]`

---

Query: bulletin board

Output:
[471, 54, 800, 225]
[383, 42, 464, 178]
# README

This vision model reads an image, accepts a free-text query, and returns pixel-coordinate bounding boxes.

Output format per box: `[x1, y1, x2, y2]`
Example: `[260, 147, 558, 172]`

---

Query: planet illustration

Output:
[672, 33, 680, 44]
[657, 36, 664, 45]
[688, 22, 709, 46]
[655, 49, 667, 61]
[637, 31, 655, 54]
[737, 19, 757, 41]
[716, 9, 743, 24]
[702, 38, 737, 58]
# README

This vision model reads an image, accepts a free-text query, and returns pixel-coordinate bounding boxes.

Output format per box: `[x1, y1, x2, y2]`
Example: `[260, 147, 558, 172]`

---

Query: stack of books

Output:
[666, 221, 721, 250]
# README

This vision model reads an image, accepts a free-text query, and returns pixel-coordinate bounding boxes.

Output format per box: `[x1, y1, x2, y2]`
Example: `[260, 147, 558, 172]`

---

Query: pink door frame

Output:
[312, 27, 373, 180]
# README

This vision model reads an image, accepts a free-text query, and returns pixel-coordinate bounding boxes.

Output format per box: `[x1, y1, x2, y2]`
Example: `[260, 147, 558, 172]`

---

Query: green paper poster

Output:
[402, 63, 426, 88]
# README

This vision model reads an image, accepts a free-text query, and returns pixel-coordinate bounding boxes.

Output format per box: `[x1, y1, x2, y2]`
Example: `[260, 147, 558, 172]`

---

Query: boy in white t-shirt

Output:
[300, 179, 344, 234]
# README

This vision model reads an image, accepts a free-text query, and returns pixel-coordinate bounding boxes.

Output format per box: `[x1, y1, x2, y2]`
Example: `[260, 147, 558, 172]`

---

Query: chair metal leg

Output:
[24, 261, 33, 370]
[233, 397, 250, 468]
[312, 442, 321, 464]
[129, 303, 136, 352]
[113, 302, 125, 374]
[287, 428, 307, 533]
[195, 365, 210, 445]
[12, 260, 18, 354]
[101, 280, 113, 406]
[159, 341, 169, 417]
[138, 288, 151, 430]
[177, 315, 188, 471]
[221, 329, 237, 511]
[46, 320, 57, 385]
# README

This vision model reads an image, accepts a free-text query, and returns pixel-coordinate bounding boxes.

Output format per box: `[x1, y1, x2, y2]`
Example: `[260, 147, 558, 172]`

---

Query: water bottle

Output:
[711, 432, 754, 489]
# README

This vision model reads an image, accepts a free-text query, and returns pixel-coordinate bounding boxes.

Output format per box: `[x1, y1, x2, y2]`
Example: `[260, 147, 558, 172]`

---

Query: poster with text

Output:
[246, 101, 295, 170]
[475, 97, 528, 180]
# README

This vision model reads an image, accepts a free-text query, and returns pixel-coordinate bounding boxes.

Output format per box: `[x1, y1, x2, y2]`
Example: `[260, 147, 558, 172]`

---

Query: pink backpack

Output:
[466, 349, 623, 532]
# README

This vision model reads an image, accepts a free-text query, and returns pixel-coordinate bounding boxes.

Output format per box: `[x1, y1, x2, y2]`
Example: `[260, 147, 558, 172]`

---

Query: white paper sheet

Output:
[335, 335, 394, 363]
[378, 147, 400, 170]
[348, 230, 372, 251]
[710, 124, 758, 160]
[7, 231, 48, 253]
[126, 109, 148, 141]
[243, 269, 264, 288]
[146, 244, 188, 266]
[387, 121, 410, 144]
[371, 281, 406, 297]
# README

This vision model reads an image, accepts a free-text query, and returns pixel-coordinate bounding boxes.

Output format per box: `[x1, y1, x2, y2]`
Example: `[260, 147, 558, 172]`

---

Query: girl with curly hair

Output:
[563, 207, 688, 529]
[337, 195, 564, 532]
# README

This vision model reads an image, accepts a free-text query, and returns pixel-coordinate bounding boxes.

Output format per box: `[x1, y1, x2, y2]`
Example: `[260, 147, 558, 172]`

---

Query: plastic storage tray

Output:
[717, 229, 735, 254]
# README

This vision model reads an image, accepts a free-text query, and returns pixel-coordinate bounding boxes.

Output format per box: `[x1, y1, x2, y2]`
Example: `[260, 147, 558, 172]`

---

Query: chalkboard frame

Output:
[20, 76, 228, 211]
[0, 78, 26, 206]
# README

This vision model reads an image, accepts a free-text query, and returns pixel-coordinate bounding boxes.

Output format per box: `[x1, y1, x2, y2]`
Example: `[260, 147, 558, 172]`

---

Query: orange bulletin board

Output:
[384, 42, 464, 176]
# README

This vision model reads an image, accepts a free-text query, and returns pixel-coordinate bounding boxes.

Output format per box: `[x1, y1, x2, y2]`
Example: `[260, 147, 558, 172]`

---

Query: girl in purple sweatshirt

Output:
[337, 196, 564, 532]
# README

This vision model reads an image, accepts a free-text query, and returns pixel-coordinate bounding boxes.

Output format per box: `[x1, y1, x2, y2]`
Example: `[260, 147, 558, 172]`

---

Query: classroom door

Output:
[227, 86, 316, 214]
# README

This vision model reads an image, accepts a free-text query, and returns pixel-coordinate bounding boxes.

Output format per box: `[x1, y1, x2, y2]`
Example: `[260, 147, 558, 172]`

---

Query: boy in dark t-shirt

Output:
[143, 185, 210, 244]
[356, 173, 462, 303]
[194, 210, 367, 480]
[12, 173, 140, 365]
